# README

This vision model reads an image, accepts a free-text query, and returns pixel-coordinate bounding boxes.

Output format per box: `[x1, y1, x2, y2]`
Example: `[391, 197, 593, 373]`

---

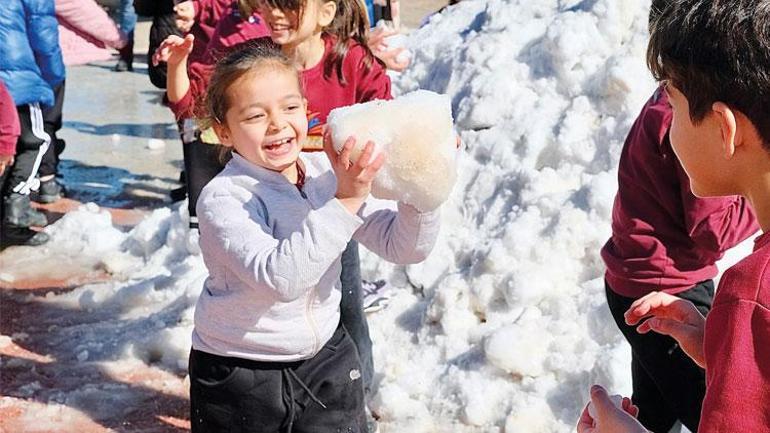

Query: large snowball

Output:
[327, 90, 458, 212]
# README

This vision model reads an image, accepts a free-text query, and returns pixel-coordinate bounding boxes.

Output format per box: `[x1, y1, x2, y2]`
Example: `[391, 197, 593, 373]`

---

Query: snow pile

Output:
[5, 0, 738, 431]
[327, 90, 458, 212]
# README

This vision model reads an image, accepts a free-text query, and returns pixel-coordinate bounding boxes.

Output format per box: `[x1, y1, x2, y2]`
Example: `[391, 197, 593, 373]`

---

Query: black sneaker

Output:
[37, 178, 64, 204]
[4, 193, 47, 227]
[0, 226, 49, 250]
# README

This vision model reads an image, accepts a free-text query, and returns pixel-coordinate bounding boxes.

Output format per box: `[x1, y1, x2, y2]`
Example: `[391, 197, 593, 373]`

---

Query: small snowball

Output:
[146, 139, 166, 150]
[327, 90, 458, 212]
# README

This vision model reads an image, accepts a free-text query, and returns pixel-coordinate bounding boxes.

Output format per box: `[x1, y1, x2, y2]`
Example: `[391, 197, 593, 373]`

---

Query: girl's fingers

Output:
[361, 152, 386, 180]
[355, 141, 376, 169]
[339, 137, 356, 169]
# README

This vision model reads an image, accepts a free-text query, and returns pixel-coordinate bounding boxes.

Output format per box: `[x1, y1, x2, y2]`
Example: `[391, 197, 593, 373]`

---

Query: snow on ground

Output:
[0, 0, 756, 432]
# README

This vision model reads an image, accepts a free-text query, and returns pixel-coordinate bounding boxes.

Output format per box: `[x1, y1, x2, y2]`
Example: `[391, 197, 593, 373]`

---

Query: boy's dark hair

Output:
[648, 0, 670, 27]
[647, 0, 770, 147]
[260, 0, 379, 85]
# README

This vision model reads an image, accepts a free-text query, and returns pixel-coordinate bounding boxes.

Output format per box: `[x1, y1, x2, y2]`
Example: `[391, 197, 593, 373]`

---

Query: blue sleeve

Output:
[25, 0, 65, 87]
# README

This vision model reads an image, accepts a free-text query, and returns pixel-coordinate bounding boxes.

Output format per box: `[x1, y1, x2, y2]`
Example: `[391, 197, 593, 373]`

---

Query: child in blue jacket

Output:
[0, 0, 65, 246]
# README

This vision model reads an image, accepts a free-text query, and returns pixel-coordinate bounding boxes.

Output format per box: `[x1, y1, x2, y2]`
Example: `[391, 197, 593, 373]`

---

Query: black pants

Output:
[182, 136, 226, 226]
[3, 103, 50, 197]
[338, 241, 374, 395]
[189, 325, 366, 433]
[605, 280, 714, 433]
[39, 81, 65, 178]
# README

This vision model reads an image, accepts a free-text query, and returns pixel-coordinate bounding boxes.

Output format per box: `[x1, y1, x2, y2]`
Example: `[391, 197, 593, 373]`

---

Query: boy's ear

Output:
[318, 1, 337, 28]
[712, 102, 737, 159]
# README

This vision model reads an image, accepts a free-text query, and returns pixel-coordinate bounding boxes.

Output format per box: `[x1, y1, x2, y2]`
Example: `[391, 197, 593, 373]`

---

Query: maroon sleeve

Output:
[701, 301, 770, 432]
[0, 81, 20, 156]
[166, 61, 213, 120]
[676, 161, 759, 254]
[348, 43, 392, 103]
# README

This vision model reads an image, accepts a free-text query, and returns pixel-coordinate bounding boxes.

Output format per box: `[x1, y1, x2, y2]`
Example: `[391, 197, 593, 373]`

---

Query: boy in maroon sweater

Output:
[600, 2, 758, 431]
[582, 0, 770, 432]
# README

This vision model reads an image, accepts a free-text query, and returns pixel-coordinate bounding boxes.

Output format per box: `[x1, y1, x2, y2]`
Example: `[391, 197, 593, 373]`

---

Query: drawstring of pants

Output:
[282, 367, 327, 433]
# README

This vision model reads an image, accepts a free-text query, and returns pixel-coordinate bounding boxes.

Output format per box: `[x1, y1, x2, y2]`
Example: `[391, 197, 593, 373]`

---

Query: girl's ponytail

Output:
[324, 0, 380, 85]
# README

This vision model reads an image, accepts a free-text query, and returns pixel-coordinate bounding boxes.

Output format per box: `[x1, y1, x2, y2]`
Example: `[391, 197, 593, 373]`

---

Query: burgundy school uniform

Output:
[700, 231, 770, 432]
[188, 0, 231, 66]
[302, 35, 391, 149]
[0, 80, 20, 157]
[601, 87, 758, 298]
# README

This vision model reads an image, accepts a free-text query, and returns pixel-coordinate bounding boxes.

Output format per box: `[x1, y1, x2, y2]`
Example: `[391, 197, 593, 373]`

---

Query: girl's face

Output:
[258, 0, 335, 47]
[216, 68, 308, 176]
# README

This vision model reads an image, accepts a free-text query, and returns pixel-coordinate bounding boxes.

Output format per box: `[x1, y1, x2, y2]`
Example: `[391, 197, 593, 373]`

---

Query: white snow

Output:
[327, 89, 458, 212]
[0, 0, 757, 431]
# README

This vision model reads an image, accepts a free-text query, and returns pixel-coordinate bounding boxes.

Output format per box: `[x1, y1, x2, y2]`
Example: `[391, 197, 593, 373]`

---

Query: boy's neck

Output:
[282, 32, 326, 71]
[744, 174, 770, 232]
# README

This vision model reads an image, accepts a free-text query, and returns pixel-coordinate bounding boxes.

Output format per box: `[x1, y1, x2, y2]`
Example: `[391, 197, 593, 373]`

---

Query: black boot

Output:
[115, 31, 134, 72]
[3, 193, 47, 227]
[36, 177, 64, 204]
[0, 226, 49, 250]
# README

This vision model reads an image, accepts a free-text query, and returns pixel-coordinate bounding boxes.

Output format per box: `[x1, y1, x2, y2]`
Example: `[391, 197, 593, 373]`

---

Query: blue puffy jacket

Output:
[0, 0, 65, 107]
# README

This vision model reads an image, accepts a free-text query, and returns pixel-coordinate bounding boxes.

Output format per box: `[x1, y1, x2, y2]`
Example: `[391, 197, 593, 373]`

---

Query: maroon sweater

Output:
[700, 231, 770, 432]
[601, 88, 758, 298]
[302, 35, 391, 149]
[188, 0, 231, 66]
[0, 80, 19, 156]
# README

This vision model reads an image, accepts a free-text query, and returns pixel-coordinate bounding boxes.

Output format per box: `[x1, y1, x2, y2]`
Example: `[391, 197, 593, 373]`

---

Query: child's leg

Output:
[182, 134, 226, 229]
[291, 325, 367, 433]
[339, 241, 374, 394]
[605, 280, 713, 433]
[38, 81, 66, 203]
[188, 349, 289, 433]
[3, 104, 49, 227]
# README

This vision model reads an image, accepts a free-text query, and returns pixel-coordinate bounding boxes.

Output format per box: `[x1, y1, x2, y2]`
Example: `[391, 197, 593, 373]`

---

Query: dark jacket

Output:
[134, 0, 180, 89]
[0, 0, 66, 107]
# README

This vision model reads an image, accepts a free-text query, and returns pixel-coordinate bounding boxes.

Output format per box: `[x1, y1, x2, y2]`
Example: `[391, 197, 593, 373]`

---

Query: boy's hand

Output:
[152, 34, 195, 67]
[0, 154, 13, 176]
[577, 385, 646, 433]
[624, 291, 706, 367]
[174, 0, 196, 32]
[324, 132, 385, 215]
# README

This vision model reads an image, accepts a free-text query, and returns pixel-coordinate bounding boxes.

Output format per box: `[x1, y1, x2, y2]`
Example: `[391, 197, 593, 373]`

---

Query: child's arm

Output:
[198, 189, 366, 303]
[153, 34, 195, 103]
[624, 291, 706, 367]
[698, 301, 770, 430]
[55, 0, 127, 50]
[25, 1, 65, 89]
[0, 81, 19, 176]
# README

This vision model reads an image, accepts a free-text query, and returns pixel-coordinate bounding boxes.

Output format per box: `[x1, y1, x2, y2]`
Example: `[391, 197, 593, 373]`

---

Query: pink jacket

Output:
[56, 0, 127, 66]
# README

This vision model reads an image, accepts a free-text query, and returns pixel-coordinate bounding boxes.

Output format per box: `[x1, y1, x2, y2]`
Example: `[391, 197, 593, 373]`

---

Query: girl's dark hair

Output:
[199, 38, 303, 161]
[261, 0, 380, 85]
[648, 0, 670, 28]
[647, 0, 770, 147]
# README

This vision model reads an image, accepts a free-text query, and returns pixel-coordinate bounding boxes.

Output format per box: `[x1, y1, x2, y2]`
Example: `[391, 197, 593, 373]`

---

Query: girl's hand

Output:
[324, 133, 385, 215]
[174, 0, 196, 32]
[368, 26, 410, 71]
[152, 34, 195, 67]
[624, 291, 706, 367]
[0, 154, 13, 176]
[577, 386, 646, 433]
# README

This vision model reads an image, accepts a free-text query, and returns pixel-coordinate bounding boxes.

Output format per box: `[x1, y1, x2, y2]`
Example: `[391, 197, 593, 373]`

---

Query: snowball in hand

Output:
[326, 90, 458, 212]
[587, 393, 624, 420]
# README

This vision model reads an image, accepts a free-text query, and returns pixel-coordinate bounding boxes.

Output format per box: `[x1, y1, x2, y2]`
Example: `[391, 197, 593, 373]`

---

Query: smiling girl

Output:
[189, 39, 440, 433]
